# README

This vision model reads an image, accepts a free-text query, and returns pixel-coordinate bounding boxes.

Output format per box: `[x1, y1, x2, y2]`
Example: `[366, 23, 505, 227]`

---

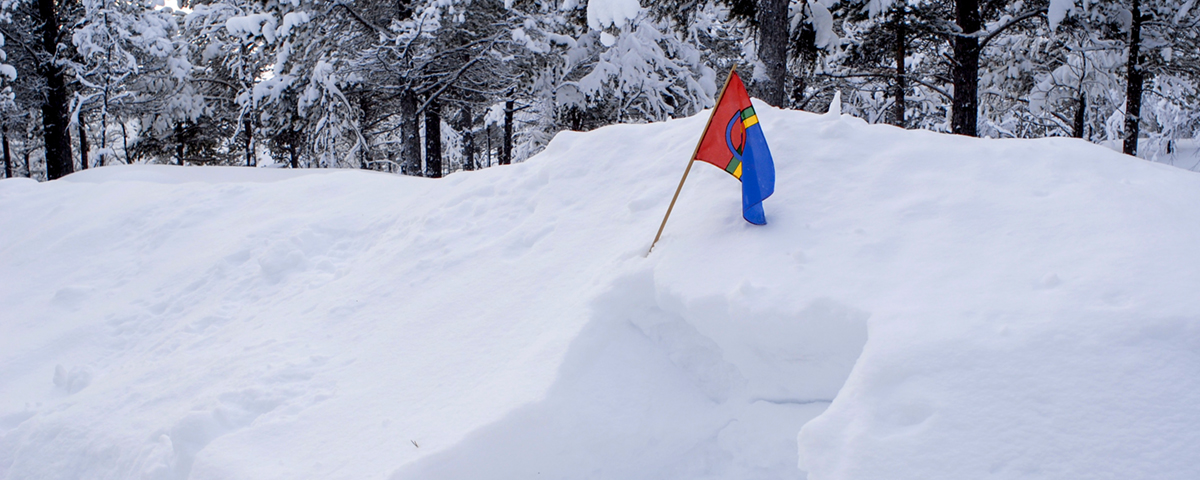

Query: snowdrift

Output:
[2, 105, 1200, 480]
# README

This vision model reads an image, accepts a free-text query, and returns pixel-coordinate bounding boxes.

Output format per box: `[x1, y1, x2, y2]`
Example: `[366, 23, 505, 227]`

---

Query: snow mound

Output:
[2, 104, 1200, 480]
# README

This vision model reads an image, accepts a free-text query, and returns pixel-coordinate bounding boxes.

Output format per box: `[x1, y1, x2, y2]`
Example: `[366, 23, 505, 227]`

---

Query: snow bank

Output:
[2, 104, 1200, 480]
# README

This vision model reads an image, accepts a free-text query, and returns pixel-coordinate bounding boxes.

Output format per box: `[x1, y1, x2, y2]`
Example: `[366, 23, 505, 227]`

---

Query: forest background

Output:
[1, 0, 1197, 180]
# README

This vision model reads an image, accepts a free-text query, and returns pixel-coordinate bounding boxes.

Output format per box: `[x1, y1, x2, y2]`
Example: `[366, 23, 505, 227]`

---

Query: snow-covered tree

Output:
[1041, 0, 1200, 155]
[71, 0, 189, 167]
[0, 35, 18, 177]
[0, 0, 81, 178]
[1, 0, 1195, 178]
[831, 0, 953, 128]
[509, 0, 716, 153]
[546, 13, 715, 127]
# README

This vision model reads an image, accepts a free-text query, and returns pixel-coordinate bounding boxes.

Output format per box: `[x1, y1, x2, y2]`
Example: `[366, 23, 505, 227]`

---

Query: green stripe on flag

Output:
[725, 158, 741, 174]
[741, 106, 756, 120]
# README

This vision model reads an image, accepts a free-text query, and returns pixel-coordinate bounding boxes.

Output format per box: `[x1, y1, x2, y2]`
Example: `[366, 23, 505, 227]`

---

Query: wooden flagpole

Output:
[647, 65, 739, 256]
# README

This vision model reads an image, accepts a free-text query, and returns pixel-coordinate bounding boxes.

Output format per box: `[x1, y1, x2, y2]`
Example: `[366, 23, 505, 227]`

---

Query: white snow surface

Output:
[2, 104, 1200, 480]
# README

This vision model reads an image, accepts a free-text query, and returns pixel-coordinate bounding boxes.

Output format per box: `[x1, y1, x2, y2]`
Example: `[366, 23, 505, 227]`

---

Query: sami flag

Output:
[693, 70, 776, 225]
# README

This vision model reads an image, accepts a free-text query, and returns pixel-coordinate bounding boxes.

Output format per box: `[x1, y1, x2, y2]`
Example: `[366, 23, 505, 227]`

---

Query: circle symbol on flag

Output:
[725, 109, 748, 161]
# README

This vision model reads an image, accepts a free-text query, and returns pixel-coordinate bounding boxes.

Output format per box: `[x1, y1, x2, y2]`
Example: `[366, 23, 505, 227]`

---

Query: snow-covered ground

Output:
[1103, 138, 1200, 172]
[1153, 139, 1200, 171]
[2, 105, 1199, 480]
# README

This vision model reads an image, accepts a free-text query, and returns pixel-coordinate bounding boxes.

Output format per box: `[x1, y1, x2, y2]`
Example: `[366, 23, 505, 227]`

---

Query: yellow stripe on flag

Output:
[733, 163, 743, 178]
[742, 115, 759, 128]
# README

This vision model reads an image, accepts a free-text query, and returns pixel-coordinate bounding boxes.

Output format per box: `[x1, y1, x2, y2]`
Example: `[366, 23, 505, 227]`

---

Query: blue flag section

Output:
[737, 115, 775, 225]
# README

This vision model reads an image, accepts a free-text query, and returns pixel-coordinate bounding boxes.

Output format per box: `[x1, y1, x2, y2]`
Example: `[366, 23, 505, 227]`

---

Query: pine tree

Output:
[1, 0, 80, 178]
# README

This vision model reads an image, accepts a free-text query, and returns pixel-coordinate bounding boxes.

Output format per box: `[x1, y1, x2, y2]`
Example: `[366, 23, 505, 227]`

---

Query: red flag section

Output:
[694, 71, 754, 178]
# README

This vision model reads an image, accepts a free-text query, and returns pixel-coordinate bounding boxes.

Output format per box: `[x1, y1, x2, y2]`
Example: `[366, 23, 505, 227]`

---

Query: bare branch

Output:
[331, 2, 390, 39]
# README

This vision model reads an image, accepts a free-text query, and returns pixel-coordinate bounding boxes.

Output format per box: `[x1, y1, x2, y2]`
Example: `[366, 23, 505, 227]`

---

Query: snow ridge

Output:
[3, 105, 1200, 479]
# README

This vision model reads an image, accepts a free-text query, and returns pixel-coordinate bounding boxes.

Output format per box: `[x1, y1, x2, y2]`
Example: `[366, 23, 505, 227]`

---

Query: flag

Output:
[693, 70, 776, 225]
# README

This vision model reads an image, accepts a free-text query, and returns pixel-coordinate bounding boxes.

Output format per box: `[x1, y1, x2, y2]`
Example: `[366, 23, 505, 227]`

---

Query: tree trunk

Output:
[424, 99, 442, 177]
[244, 117, 254, 167]
[1073, 94, 1086, 138]
[892, 4, 907, 128]
[1123, 0, 1144, 156]
[460, 106, 475, 171]
[288, 138, 299, 169]
[3, 126, 11, 178]
[23, 136, 32, 177]
[400, 89, 421, 175]
[486, 124, 492, 167]
[100, 89, 109, 167]
[175, 123, 185, 165]
[38, 0, 74, 180]
[358, 128, 370, 169]
[357, 96, 373, 169]
[501, 99, 513, 165]
[121, 121, 130, 164]
[951, 0, 980, 137]
[79, 121, 89, 170]
[756, 0, 789, 107]
[565, 106, 584, 131]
